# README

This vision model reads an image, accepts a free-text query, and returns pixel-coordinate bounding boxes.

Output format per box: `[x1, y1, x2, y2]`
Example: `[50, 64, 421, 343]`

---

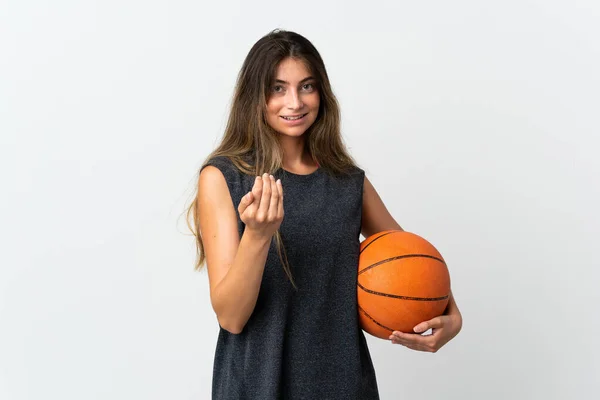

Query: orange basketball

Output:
[357, 230, 451, 339]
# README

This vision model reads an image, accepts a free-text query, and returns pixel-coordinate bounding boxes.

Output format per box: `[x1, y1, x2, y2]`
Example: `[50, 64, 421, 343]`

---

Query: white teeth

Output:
[282, 114, 305, 120]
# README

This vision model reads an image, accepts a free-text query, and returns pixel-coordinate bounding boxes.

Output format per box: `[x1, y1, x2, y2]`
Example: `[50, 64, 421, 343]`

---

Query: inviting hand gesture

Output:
[238, 173, 284, 239]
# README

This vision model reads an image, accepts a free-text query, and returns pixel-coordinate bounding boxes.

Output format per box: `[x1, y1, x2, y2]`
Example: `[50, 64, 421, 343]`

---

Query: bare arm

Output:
[361, 176, 403, 238]
[361, 175, 462, 348]
[198, 168, 282, 334]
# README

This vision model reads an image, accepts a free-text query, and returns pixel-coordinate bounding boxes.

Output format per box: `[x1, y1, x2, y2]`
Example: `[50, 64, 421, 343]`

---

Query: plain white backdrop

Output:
[1, 0, 599, 399]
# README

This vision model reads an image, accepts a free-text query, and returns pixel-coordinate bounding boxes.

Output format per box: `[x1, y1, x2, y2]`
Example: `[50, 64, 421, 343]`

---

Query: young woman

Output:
[188, 29, 462, 399]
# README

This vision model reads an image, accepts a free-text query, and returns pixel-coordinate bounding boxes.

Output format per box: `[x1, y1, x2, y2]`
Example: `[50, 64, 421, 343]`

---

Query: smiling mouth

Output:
[281, 113, 308, 121]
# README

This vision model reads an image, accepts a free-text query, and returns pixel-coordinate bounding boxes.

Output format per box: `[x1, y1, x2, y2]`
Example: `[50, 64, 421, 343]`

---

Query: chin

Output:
[277, 126, 309, 137]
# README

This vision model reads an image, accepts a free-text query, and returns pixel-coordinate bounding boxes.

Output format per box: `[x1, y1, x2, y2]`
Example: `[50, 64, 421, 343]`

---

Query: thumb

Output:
[238, 192, 254, 213]
[413, 322, 429, 333]
[413, 317, 443, 333]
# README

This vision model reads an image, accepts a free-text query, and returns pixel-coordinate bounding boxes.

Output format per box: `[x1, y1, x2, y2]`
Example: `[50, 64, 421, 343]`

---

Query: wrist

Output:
[243, 228, 273, 246]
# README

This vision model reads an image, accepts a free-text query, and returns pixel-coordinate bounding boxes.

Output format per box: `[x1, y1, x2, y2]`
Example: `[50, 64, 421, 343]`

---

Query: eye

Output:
[302, 83, 314, 91]
[272, 85, 284, 93]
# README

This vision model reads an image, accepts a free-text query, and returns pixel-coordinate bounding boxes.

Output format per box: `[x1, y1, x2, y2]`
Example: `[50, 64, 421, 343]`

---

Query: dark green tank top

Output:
[203, 156, 379, 399]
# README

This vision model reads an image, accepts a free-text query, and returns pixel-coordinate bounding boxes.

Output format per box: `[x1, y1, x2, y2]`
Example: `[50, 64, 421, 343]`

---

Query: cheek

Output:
[265, 105, 278, 124]
[265, 101, 278, 115]
[265, 102, 281, 128]
[309, 94, 320, 110]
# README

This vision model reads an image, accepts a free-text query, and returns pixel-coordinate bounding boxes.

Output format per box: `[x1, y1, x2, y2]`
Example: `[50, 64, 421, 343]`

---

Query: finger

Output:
[413, 322, 430, 334]
[276, 178, 284, 218]
[390, 337, 419, 349]
[391, 331, 435, 348]
[389, 332, 418, 345]
[413, 316, 445, 333]
[238, 191, 254, 214]
[252, 175, 263, 210]
[389, 334, 410, 346]
[404, 343, 432, 352]
[389, 335, 422, 349]
[258, 173, 271, 219]
[267, 175, 279, 220]
[389, 335, 436, 352]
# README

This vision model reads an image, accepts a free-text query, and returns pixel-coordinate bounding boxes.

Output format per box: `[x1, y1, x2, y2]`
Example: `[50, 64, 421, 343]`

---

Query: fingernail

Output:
[256, 176, 260, 181]
[276, 179, 281, 184]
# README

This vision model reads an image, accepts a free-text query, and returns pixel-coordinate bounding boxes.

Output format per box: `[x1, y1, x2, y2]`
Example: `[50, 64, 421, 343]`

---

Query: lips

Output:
[281, 113, 308, 121]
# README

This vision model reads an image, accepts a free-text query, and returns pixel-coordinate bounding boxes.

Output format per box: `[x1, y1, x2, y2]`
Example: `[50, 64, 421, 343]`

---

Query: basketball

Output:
[357, 230, 451, 339]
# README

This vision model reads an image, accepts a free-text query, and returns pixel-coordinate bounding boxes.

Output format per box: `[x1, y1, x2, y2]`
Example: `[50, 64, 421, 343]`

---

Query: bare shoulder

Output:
[197, 165, 240, 297]
[198, 165, 227, 196]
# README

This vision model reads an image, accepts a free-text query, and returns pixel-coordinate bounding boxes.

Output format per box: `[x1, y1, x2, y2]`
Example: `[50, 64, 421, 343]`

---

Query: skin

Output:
[201, 56, 463, 348]
[267, 57, 463, 352]
[361, 177, 463, 352]
[265, 57, 320, 174]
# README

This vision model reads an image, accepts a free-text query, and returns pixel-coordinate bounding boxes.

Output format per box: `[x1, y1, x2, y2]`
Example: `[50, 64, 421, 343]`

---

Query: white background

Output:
[1, 0, 599, 399]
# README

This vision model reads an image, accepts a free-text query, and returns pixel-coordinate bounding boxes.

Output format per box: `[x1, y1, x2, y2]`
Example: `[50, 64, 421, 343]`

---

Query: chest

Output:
[279, 180, 362, 255]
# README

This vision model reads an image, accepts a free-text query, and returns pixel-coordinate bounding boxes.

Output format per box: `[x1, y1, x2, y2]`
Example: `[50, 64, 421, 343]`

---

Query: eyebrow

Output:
[274, 76, 315, 85]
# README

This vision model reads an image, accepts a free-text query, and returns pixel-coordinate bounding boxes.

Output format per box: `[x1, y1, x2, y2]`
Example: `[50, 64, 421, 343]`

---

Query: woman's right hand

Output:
[238, 173, 284, 239]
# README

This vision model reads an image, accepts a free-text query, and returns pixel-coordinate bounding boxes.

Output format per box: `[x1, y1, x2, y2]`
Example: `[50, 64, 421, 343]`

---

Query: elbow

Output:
[217, 316, 245, 335]
[210, 290, 248, 334]
[221, 324, 245, 335]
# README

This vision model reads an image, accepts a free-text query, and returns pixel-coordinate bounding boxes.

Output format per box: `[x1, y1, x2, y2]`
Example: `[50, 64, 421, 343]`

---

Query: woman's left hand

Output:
[389, 312, 462, 353]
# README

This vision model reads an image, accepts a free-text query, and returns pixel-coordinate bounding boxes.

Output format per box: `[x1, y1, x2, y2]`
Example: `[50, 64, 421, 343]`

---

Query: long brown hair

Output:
[186, 29, 360, 286]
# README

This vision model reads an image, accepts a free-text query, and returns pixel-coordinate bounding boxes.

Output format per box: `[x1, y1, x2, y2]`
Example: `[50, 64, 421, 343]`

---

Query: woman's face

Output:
[265, 57, 320, 138]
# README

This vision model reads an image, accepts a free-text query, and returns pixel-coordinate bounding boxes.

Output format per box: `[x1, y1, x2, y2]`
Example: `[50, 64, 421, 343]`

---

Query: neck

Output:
[279, 134, 316, 171]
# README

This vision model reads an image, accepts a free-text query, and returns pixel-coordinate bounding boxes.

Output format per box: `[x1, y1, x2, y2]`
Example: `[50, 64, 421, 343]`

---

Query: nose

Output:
[286, 89, 303, 110]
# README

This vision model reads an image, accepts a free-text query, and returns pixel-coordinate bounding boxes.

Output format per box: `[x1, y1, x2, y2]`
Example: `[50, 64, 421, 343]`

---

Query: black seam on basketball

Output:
[358, 282, 449, 301]
[358, 254, 445, 275]
[358, 305, 394, 333]
[359, 231, 398, 255]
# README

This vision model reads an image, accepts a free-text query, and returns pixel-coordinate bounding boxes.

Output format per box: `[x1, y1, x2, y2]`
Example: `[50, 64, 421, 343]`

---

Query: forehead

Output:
[274, 58, 313, 81]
